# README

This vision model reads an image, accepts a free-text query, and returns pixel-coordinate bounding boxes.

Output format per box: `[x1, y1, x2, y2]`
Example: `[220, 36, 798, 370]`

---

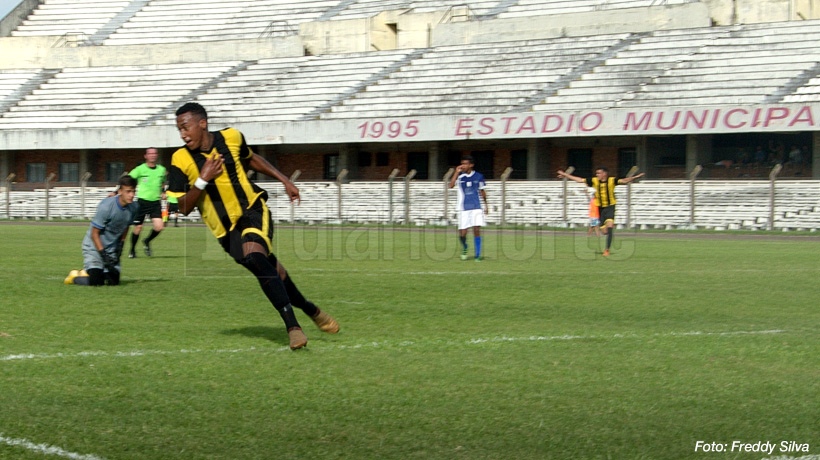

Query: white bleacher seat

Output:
[11, 0, 129, 37]
[6, 181, 820, 230]
[321, 33, 630, 119]
[0, 62, 243, 130]
[191, 50, 419, 124]
[102, 0, 339, 45]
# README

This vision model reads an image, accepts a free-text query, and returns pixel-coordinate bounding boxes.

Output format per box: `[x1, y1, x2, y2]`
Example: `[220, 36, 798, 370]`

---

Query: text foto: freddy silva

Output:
[695, 441, 809, 455]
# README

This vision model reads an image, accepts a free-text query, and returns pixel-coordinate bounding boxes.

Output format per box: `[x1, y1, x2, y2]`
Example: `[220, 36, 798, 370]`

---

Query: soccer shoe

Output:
[128, 251, 136, 259]
[288, 327, 308, 350]
[311, 308, 340, 334]
[475, 257, 482, 262]
[603, 249, 611, 256]
[64, 270, 80, 284]
[143, 242, 152, 257]
[79, 270, 88, 276]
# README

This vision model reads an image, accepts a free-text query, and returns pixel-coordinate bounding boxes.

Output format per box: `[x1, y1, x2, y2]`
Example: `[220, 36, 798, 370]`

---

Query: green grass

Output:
[1, 224, 818, 460]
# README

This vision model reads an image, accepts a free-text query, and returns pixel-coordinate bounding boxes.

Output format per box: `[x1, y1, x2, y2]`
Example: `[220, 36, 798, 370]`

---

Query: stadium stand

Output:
[0, 61, 245, 129]
[7, 180, 818, 230]
[320, 33, 635, 119]
[496, 0, 697, 19]
[327, 0, 503, 20]
[2, 20, 820, 125]
[0, 0, 818, 231]
[194, 50, 425, 125]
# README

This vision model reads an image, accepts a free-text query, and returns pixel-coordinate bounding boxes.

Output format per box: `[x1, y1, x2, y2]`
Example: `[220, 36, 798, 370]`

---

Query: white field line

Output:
[1, 330, 786, 363]
[0, 434, 107, 460]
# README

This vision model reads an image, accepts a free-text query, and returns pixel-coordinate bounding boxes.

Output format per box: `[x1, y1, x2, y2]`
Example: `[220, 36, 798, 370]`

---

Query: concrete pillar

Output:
[428, 142, 441, 179]
[527, 138, 548, 179]
[0, 151, 9, 181]
[79, 150, 89, 178]
[636, 137, 649, 174]
[339, 144, 357, 180]
[686, 134, 712, 176]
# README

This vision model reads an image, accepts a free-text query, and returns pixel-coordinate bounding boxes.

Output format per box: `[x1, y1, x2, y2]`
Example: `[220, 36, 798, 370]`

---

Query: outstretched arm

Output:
[249, 154, 300, 204]
[618, 172, 645, 185]
[557, 170, 586, 184]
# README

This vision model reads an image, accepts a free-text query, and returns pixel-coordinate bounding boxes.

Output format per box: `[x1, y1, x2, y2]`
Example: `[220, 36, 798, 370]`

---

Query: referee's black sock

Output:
[144, 229, 161, 244]
[283, 275, 318, 317]
[606, 229, 614, 250]
[242, 252, 300, 330]
[129, 232, 139, 254]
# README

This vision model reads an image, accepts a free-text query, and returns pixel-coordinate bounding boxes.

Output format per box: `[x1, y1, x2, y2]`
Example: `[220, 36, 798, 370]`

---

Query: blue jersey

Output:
[456, 171, 486, 211]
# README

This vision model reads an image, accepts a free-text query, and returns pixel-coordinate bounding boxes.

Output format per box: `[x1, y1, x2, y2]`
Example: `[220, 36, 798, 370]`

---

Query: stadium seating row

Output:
[3, 18, 820, 129]
[10, 0, 699, 43]
[5, 180, 820, 231]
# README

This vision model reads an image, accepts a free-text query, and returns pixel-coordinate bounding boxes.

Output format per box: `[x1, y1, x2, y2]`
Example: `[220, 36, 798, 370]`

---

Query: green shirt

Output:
[129, 163, 167, 202]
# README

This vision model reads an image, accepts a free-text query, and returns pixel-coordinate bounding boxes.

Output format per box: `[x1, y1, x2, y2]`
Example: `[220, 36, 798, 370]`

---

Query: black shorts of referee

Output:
[132, 198, 162, 225]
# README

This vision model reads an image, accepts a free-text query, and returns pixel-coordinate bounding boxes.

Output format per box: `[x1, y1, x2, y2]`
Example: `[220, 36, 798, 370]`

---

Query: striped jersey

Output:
[586, 176, 621, 207]
[167, 128, 267, 239]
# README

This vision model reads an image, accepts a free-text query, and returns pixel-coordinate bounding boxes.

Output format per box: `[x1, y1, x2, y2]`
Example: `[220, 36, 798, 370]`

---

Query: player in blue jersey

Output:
[65, 176, 138, 286]
[448, 155, 488, 261]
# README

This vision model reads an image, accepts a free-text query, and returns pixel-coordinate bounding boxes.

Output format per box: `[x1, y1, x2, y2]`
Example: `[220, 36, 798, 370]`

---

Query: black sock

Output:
[87, 268, 105, 286]
[284, 275, 318, 317]
[606, 229, 614, 250]
[130, 233, 139, 253]
[144, 229, 160, 244]
[242, 252, 300, 330]
[106, 268, 120, 286]
[459, 236, 467, 250]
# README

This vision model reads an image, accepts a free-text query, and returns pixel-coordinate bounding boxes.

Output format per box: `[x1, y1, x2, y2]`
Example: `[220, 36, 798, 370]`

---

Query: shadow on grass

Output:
[220, 326, 288, 344]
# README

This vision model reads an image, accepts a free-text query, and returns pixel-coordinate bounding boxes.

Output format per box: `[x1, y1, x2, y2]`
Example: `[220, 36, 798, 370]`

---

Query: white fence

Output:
[5, 178, 819, 231]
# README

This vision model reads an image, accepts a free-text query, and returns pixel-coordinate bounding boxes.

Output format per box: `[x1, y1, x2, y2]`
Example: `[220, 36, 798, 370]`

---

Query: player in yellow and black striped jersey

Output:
[557, 166, 644, 256]
[167, 102, 339, 350]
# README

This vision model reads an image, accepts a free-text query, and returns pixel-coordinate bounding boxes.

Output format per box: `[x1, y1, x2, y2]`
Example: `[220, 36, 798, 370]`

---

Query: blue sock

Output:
[474, 236, 482, 258]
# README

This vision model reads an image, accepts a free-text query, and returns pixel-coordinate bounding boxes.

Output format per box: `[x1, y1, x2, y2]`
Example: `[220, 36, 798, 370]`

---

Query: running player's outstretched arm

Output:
[618, 172, 645, 184]
[557, 170, 586, 184]
[248, 153, 300, 204]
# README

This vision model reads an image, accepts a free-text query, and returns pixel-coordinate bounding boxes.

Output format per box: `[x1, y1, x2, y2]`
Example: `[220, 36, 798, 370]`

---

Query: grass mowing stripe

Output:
[1, 329, 787, 363]
[0, 434, 108, 460]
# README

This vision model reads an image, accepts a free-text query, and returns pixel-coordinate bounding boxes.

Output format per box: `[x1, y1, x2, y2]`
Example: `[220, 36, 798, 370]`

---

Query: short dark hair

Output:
[119, 175, 137, 188]
[461, 155, 475, 165]
[595, 166, 609, 173]
[176, 102, 208, 120]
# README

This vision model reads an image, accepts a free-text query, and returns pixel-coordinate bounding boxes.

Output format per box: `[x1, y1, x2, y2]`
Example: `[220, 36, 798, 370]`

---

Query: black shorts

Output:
[218, 200, 274, 263]
[168, 202, 179, 213]
[599, 205, 615, 226]
[132, 199, 162, 224]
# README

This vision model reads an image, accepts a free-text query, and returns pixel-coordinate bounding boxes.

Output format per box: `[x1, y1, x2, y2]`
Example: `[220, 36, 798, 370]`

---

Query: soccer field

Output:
[1, 223, 818, 460]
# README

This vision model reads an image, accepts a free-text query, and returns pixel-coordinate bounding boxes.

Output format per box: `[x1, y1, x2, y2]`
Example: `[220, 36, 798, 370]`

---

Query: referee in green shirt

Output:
[128, 147, 167, 258]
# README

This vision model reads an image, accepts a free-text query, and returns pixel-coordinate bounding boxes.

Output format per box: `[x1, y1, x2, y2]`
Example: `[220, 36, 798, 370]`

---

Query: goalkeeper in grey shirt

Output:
[66, 176, 138, 286]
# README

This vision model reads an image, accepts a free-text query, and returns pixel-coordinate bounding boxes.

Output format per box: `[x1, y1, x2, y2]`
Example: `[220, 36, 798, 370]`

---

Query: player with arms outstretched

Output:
[449, 155, 488, 261]
[167, 102, 338, 350]
[557, 166, 644, 256]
